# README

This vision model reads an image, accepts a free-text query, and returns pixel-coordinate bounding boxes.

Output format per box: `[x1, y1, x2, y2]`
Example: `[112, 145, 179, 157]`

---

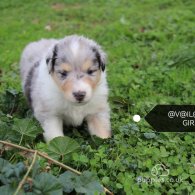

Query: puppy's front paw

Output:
[87, 113, 111, 139]
[93, 129, 111, 139]
[43, 132, 64, 143]
[42, 117, 64, 142]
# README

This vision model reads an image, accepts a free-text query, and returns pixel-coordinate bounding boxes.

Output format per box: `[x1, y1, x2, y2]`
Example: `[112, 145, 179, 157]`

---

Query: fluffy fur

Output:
[20, 35, 111, 142]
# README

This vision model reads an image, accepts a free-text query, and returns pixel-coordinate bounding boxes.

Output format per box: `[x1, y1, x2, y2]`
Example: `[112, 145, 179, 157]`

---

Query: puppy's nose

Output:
[73, 91, 86, 102]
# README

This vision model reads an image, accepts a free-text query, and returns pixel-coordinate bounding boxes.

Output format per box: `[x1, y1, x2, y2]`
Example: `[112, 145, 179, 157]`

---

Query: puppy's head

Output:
[46, 35, 106, 105]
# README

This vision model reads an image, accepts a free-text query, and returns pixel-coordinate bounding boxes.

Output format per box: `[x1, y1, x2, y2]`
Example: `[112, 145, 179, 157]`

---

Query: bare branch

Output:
[13, 150, 37, 195]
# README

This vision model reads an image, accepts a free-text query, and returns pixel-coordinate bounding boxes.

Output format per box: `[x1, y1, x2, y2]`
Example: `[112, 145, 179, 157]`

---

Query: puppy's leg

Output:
[87, 110, 111, 139]
[42, 117, 64, 142]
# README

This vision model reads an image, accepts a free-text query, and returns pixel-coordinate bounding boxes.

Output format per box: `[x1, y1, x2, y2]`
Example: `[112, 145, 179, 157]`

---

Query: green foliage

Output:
[12, 118, 43, 143]
[0, 158, 26, 194]
[0, 158, 104, 195]
[0, 185, 15, 195]
[33, 173, 63, 195]
[0, 117, 42, 144]
[59, 171, 104, 194]
[59, 171, 76, 193]
[143, 132, 156, 139]
[48, 136, 80, 159]
[0, 0, 195, 194]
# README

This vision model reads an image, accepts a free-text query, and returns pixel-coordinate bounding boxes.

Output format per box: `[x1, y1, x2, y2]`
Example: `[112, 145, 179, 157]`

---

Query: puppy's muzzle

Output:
[73, 91, 86, 102]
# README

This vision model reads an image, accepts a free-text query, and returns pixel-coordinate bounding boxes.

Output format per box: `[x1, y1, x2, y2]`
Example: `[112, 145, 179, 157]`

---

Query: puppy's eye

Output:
[59, 71, 68, 79]
[87, 69, 97, 75]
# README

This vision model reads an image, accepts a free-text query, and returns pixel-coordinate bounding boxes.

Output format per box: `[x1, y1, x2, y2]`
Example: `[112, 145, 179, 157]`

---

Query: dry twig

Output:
[13, 150, 38, 195]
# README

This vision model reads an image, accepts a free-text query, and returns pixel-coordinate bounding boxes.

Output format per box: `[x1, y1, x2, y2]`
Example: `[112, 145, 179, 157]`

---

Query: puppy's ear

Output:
[46, 45, 58, 74]
[92, 47, 106, 72]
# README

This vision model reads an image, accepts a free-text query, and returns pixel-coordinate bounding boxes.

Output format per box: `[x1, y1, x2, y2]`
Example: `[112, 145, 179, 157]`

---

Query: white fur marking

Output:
[70, 40, 79, 56]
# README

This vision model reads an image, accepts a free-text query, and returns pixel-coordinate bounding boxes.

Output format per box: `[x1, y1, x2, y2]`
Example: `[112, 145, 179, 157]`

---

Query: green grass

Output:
[0, 0, 195, 194]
